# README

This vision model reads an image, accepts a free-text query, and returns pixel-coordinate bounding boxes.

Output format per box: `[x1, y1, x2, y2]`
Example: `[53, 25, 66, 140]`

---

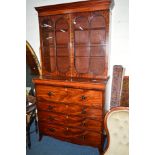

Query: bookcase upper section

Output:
[36, 0, 114, 80]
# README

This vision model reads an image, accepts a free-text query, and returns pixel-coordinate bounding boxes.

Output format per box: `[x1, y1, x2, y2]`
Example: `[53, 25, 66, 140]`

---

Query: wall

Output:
[26, 0, 129, 110]
[105, 0, 129, 110]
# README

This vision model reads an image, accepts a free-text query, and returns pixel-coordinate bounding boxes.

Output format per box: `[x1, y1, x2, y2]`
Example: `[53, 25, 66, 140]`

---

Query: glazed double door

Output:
[39, 10, 109, 79]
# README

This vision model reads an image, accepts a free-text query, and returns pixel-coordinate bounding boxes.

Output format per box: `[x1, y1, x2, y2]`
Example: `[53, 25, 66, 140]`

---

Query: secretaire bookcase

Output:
[33, 0, 114, 154]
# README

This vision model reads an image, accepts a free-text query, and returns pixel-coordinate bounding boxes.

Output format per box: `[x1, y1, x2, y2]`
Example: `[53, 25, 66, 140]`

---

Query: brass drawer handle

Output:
[64, 128, 69, 135]
[47, 91, 53, 96]
[48, 105, 53, 110]
[48, 116, 55, 121]
[49, 128, 55, 132]
[81, 95, 87, 100]
[81, 108, 86, 114]
[81, 121, 86, 126]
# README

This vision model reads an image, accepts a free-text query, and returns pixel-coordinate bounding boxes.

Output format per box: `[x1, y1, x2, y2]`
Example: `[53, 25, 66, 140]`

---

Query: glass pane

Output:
[90, 57, 105, 75]
[50, 57, 56, 72]
[43, 47, 55, 57]
[75, 46, 90, 56]
[43, 56, 51, 72]
[75, 57, 89, 73]
[74, 16, 89, 44]
[41, 17, 53, 32]
[57, 47, 69, 56]
[90, 29, 105, 44]
[75, 31, 89, 44]
[56, 31, 69, 44]
[56, 18, 69, 45]
[90, 16, 105, 28]
[43, 56, 56, 73]
[74, 16, 89, 30]
[42, 32, 54, 46]
[40, 17, 56, 73]
[57, 57, 70, 73]
[90, 46, 105, 56]
[56, 18, 68, 30]
[55, 17, 70, 73]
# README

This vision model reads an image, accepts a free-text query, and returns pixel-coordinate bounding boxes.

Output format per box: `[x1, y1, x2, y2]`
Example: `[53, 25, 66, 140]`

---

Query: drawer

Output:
[37, 102, 102, 120]
[39, 123, 101, 147]
[38, 111, 102, 132]
[36, 85, 103, 107]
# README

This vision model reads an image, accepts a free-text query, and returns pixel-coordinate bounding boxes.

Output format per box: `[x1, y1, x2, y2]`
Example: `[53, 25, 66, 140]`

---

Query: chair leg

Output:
[39, 132, 43, 141]
[34, 114, 38, 133]
[26, 125, 31, 149]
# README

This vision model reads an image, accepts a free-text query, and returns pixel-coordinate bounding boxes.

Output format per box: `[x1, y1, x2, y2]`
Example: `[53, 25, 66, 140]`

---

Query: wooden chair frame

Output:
[104, 106, 129, 154]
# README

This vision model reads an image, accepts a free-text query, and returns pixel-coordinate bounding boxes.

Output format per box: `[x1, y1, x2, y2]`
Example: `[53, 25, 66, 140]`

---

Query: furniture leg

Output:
[39, 132, 43, 141]
[98, 146, 103, 155]
[34, 114, 38, 133]
[26, 125, 31, 149]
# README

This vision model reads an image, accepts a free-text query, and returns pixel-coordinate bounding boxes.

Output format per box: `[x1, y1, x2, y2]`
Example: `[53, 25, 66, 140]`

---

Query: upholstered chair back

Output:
[104, 107, 129, 155]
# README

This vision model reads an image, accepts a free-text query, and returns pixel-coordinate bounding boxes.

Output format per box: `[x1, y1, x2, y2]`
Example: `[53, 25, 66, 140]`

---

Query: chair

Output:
[26, 41, 40, 149]
[26, 95, 38, 149]
[104, 107, 129, 155]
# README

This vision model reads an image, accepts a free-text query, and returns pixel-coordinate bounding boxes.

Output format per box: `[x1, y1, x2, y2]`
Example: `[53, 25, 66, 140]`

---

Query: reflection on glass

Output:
[41, 24, 52, 28]
[60, 29, 66, 32]
[79, 26, 83, 30]
[55, 18, 70, 73]
[46, 36, 53, 40]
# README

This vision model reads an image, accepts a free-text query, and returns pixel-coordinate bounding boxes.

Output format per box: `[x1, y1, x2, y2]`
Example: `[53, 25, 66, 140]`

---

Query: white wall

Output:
[105, 0, 129, 110]
[26, 0, 129, 110]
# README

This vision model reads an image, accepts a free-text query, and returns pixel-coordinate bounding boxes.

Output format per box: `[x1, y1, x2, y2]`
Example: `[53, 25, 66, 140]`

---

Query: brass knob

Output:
[81, 108, 86, 114]
[66, 115, 69, 119]
[81, 95, 86, 100]
[66, 127, 69, 131]
[48, 116, 54, 121]
[49, 128, 55, 132]
[48, 91, 53, 96]
[82, 121, 86, 126]
[48, 105, 53, 110]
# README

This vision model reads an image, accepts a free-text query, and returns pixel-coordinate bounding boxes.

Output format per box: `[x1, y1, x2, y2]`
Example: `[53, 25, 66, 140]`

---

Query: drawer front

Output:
[37, 102, 102, 120]
[39, 123, 101, 147]
[36, 85, 103, 107]
[38, 111, 102, 132]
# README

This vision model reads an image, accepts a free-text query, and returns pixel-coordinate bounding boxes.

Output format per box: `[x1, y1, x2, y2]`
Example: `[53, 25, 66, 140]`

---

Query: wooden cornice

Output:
[35, 0, 114, 16]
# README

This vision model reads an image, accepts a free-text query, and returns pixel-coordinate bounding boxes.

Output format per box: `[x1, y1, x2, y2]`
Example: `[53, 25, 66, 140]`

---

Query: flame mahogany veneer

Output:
[33, 1, 114, 154]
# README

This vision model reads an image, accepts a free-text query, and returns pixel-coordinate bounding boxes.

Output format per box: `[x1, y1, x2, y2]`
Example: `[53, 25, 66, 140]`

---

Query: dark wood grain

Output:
[33, 0, 113, 154]
[33, 76, 107, 90]
[37, 111, 102, 132]
[38, 9, 110, 79]
[39, 122, 102, 147]
[35, 85, 103, 107]
[37, 101, 102, 120]
[35, 0, 113, 16]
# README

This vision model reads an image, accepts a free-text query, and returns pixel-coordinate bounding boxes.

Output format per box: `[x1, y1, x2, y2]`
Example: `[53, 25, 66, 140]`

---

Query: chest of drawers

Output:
[33, 77, 107, 154]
